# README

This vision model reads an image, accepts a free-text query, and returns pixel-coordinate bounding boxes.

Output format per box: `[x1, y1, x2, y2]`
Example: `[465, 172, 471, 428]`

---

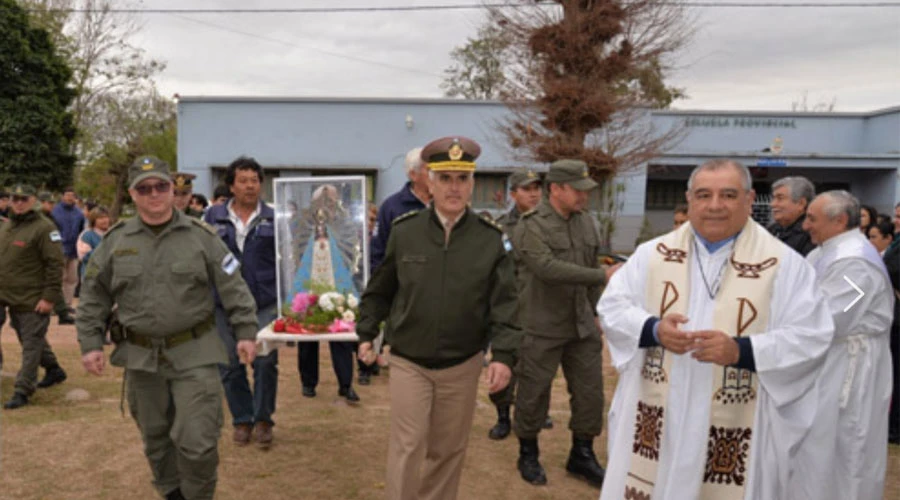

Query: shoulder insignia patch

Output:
[477, 215, 503, 233]
[190, 217, 218, 235]
[49, 230, 61, 242]
[392, 210, 420, 226]
[221, 253, 240, 275]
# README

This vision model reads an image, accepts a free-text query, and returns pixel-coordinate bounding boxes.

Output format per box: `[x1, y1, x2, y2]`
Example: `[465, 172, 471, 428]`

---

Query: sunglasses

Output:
[11, 195, 30, 203]
[133, 181, 171, 196]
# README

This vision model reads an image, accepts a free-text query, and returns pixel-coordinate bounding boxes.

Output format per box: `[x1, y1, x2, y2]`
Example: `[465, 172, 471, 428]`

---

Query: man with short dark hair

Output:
[1, 184, 67, 409]
[672, 204, 688, 229]
[51, 186, 85, 313]
[767, 176, 816, 256]
[204, 156, 280, 449]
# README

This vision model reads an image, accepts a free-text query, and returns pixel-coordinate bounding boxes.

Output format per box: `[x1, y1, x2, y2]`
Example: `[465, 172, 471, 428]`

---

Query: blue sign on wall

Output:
[756, 157, 788, 167]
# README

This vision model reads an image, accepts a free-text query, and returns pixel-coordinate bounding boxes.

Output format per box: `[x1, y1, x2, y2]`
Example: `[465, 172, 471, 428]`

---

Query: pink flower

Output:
[292, 292, 312, 314]
[327, 318, 355, 333]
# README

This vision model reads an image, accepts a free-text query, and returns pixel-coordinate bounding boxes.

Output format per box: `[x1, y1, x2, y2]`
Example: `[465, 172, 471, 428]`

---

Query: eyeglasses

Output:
[11, 196, 30, 203]
[133, 181, 171, 196]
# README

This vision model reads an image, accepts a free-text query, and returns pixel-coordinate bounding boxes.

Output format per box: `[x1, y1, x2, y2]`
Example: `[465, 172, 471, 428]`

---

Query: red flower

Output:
[272, 319, 286, 332]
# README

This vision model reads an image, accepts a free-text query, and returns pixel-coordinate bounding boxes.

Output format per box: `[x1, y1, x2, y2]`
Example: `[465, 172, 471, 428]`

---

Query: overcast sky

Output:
[126, 0, 900, 112]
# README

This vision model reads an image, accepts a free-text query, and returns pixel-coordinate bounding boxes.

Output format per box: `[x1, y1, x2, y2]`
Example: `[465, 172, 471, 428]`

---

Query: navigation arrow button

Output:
[842, 276, 865, 312]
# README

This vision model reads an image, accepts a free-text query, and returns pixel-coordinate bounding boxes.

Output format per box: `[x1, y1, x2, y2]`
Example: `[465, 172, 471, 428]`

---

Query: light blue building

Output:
[177, 97, 899, 250]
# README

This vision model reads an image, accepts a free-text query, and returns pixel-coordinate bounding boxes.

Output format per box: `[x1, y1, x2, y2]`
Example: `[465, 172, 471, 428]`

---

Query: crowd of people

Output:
[0, 143, 897, 500]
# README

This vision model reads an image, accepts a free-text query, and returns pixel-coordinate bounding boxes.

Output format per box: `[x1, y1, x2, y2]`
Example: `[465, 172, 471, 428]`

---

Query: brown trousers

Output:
[386, 353, 482, 500]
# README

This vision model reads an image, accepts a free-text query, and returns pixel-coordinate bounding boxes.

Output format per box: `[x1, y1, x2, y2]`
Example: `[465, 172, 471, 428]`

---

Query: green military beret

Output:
[545, 159, 597, 191]
[10, 183, 36, 196]
[129, 156, 172, 189]
[421, 136, 481, 172]
[508, 169, 541, 190]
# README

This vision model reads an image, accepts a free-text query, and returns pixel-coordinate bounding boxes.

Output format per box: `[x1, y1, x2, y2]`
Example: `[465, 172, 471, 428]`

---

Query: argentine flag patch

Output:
[49, 231, 62, 242]
[502, 234, 513, 252]
[221, 253, 240, 275]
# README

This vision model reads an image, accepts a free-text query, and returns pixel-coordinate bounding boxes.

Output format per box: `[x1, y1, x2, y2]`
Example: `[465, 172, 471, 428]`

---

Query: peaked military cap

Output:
[545, 159, 597, 191]
[508, 169, 541, 190]
[129, 156, 172, 189]
[172, 172, 196, 191]
[420, 136, 481, 172]
[10, 184, 36, 196]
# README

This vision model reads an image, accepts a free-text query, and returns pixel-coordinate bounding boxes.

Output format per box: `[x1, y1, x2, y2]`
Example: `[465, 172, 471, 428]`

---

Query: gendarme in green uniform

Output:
[511, 159, 608, 488]
[77, 157, 257, 500]
[0, 183, 66, 409]
[357, 207, 520, 368]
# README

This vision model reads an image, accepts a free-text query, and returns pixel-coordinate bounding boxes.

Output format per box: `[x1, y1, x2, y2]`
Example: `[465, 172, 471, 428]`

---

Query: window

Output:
[472, 173, 508, 212]
[646, 179, 688, 210]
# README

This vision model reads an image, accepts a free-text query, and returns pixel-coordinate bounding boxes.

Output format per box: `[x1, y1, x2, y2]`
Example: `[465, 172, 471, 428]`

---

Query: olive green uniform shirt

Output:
[511, 201, 605, 339]
[357, 208, 522, 369]
[77, 210, 258, 372]
[0, 210, 64, 311]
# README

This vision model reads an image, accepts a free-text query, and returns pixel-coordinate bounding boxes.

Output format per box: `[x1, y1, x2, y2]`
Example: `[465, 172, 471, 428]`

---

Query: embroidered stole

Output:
[623, 220, 782, 500]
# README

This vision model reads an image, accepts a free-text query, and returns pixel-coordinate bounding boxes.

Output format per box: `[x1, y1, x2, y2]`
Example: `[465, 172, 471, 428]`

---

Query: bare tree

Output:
[490, 0, 693, 180]
[20, 0, 165, 159]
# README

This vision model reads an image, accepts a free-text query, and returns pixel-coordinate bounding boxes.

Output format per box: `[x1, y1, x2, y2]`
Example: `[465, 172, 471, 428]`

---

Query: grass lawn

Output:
[1, 323, 897, 499]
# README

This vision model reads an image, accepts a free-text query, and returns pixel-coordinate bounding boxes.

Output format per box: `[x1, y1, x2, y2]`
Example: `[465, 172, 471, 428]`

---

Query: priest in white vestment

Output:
[790, 190, 894, 500]
[597, 159, 834, 500]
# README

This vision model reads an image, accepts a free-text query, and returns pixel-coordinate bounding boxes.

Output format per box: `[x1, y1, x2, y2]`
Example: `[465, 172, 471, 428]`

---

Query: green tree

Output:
[0, 0, 76, 189]
[441, 23, 510, 99]
[75, 90, 176, 218]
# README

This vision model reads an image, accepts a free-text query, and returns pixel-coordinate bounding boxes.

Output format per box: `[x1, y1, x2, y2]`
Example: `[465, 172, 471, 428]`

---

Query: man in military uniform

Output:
[512, 159, 614, 487]
[77, 156, 259, 500]
[487, 168, 546, 440]
[0, 184, 68, 409]
[172, 172, 203, 218]
[357, 136, 522, 500]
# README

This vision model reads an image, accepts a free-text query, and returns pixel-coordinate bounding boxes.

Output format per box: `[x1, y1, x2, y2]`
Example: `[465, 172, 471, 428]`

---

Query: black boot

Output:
[358, 366, 371, 386]
[3, 392, 28, 410]
[37, 365, 67, 389]
[565, 436, 605, 487]
[165, 488, 186, 500]
[58, 310, 75, 325]
[339, 386, 360, 403]
[517, 438, 547, 485]
[488, 405, 511, 440]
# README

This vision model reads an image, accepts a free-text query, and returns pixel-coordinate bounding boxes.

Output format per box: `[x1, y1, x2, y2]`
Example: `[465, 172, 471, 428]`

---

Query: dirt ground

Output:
[0, 321, 897, 500]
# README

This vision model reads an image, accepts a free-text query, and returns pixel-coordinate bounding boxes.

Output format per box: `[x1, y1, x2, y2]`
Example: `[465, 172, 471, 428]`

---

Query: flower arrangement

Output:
[272, 282, 359, 334]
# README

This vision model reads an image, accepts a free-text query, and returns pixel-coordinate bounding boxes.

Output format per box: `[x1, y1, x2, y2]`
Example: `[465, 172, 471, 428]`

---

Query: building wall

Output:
[178, 98, 900, 250]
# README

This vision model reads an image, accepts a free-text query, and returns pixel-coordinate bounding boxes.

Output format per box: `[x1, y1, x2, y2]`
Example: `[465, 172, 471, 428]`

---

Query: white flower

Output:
[333, 294, 346, 307]
[337, 305, 345, 314]
[347, 294, 359, 309]
[318, 292, 339, 312]
[342, 310, 356, 322]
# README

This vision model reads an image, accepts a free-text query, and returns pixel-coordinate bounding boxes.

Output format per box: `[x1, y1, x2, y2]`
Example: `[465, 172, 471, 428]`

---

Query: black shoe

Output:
[58, 313, 75, 325]
[542, 415, 553, 429]
[165, 488, 186, 500]
[3, 392, 28, 410]
[517, 438, 547, 485]
[371, 364, 381, 376]
[488, 406, 511, 440]
[36, 366, 67, 389]
[339, 386, 360, 403]
[358, 372, 371, 386]
[565, 437, 605, 487]
[302, 386, 316, 398]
